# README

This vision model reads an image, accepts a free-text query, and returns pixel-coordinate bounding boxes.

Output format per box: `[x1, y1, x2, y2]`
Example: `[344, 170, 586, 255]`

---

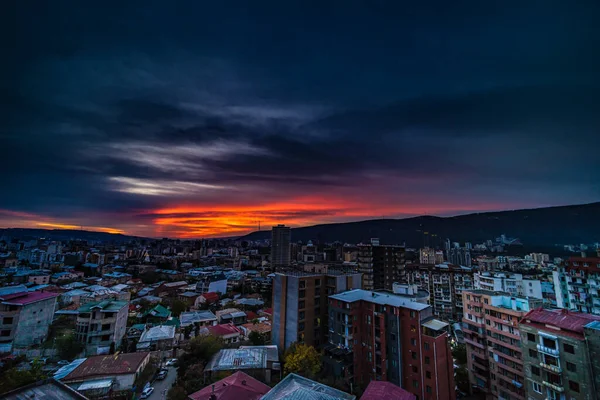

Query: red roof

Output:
[188, 371, 270, 400]
[0, 291, 58, 305]
[521, 308, 600, 338]
[64, 352, 150, 381]
[261, 308, 272, 316]
[206, 324, 241, 337]
[246, 311, 259, 320]
[361, 381, 416, 400]
[202, 292, 219, 302]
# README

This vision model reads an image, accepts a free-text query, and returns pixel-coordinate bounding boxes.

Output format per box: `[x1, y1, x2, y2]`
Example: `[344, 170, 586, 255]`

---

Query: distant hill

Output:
[240, 202, 600, 246]
[0, 228, 144, 243]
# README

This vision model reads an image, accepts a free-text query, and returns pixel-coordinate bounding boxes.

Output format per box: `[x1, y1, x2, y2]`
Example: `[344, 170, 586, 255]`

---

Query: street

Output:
[146, 366, 177, 400]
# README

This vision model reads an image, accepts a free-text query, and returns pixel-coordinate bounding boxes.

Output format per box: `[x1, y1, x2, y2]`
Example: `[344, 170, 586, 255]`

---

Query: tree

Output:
[248, 331, 266, 346]
[178, 335, 224, 377]
[194, 322, 200, 338]
[184, 325, 193, 340]
[452, 343, 467, 366]
[455, 366, 470, 393]
[109, 341, 116, 355]
[284, 343, 321, 378]
[170, 300, 187, 317]
[167, 385, 188, 400]
[55, 334, 84, 360]
[0, 360, 46, 393]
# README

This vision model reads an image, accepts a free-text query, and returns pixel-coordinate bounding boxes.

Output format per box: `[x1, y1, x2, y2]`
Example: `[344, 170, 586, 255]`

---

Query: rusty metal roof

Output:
[521, 308, 600, 334]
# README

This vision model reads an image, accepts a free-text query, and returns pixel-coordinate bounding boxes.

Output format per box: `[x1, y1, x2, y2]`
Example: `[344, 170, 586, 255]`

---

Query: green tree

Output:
[167, 385, 188, 400]
[284, 343, 321, 378]
[178, 335, 224, 377]
[248, 331, 266, 346]
[455, 366, 470, 393]
[170, 300, 187, 317]
[452, 343, 467, 366]
[55, 334, 84, 360]
[0, 360, 46, 393]
[184, 325, 193, 340]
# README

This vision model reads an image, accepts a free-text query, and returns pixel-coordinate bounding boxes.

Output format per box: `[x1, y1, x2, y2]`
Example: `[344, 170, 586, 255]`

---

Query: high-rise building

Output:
[448, 247, 471, 267]
[323, 289, 456, 400]
[519, 308, 600, 400]
[271, 225, 291, 268]
[462, 290, 542, 400]
[405, 263, 474, 322]
[358, 239, 405, 290]
[475, 272, 543, 300]
[552, 255, 600, 315]
[271, 270, 361, 350]
[419, 247, 444, 264]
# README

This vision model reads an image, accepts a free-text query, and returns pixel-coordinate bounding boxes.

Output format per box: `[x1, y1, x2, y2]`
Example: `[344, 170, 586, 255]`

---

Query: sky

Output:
[2, 1, 599, 238]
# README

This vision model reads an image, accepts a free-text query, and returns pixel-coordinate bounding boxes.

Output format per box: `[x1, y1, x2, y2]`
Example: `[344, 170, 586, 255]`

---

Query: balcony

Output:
[540, 362, 562, 374]
[464, 337, 485, 349]
[537, 344, 559, 356]
[487, 335, 521, 352]
[542, 381, 564, 393]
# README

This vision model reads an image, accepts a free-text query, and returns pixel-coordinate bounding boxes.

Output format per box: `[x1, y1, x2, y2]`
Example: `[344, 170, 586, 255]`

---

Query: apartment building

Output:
[475, 272, 543, 299]
[272, 270, 361, 350]
[419, 247, 444, 264]
[519, 308, 600, 400]
[462, 290, 542, 400]
[324, 289, 456, 400]
[0, 286, 58, 350]
[76, 300, 128, 355]
[552, 255, 600, 315]
[405, 263, 474, 322]
[271, 225, 291, 268]
[358, 239, 405, 291]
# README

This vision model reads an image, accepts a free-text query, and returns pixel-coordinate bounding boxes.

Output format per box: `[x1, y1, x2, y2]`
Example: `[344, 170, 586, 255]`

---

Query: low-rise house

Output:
[136, 325, 176, 352]
[180, 310, 217, 327]
[200, 323, 242, 344]
[61, 352, 151, 398]
[27, 271, 51, 285]
[101, 272, 132, 285]
[156, 269, 185, 281]
[3, 378, 88, 400]
[196, 272, 227, 294]
[239, 344, 280, 372]
[142, 304, 171, 324]
[205, 347, 271, 382]
[195, 291, 219, 306]
[52, 271, 82, 283]
[76, 300, 128, 355]
[188, 370, 270, 400]
[240, 321, 272, 343]
[262, 373, 355, 400]
[235, 297, 265, 307]
[178, 291, 199, 306]
[155, 281, 188, 297]
[216, 308, 247, 325]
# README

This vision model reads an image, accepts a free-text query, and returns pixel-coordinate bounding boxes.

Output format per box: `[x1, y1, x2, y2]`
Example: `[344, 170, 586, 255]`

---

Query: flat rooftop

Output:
[329, 289, 429, 311]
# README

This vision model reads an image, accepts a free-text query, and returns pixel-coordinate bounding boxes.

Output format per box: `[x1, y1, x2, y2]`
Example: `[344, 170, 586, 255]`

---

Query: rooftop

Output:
[63, 352, 150, 381]
[3, 378, 88, 400]
[204, 324, 242, 337]
[78, 300, 127, 313]
[329, 289, 429, 311]
[206, 348, 267, 371]
[521, 308, 600, 337]
[180, 310, 217, 326]
[188, 371, 270, 400]
[361, 381, 415, 400]
[139, 325, 176, 342]
[262, 373, 355, 400]
[0, 290, 59, 305]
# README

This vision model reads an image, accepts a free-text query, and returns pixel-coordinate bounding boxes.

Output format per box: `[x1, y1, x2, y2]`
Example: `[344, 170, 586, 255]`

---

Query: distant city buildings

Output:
[358, 238, 405, 291]
[553, 253, 600, 315]
[271, 225, 291, 268]
[474, 272, 543, 299]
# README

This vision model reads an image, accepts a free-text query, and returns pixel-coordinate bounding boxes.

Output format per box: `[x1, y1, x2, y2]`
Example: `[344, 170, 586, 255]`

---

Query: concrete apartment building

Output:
[271, 225, 291, 268]
[519, 308, 600, 400]
[475, 272, 543, 300]
[76, 300, 128, 355]
[419, 247, 444, 265]
[358, 238, 405, 291]
[552, 254, 600, 315]
[272, 270, 361, 350]
[405, 263, 474, 322]
[0, 287, 58, 351]
[462, 289, 542, 400]
[324, 289, 456, 400]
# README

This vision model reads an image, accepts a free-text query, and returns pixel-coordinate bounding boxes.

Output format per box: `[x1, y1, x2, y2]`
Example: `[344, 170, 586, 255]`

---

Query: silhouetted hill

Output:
[0, 228, 144, 243]
[240, 202, 600, 246]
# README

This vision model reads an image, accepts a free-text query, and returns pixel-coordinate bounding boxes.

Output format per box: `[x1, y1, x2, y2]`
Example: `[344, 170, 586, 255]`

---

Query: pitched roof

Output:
[521, 308, 600, 338]
[180, 310, 217, 326]
[0, 290, 58, 305]
[360, 381, 415, 400]
[145, 304, 171, 318]
[3, 378, 88, 400]
[262, 373, 355, 400]
[188, 371, 269, 400]
[201, 292, 219, 301]
[205, 348, 267, 371]
[205, 324, 242, 337]
[63, 353, 150, 381]
[139, 325, 176, 342]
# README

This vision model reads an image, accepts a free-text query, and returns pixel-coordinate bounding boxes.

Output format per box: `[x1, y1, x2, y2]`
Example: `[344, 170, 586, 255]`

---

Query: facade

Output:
[76, 300, 128, 355]
[419, 247, 444, 265]
[405, 263, 474, 322]
[195, 273, 227, 294]
[462, 290, 542, 400]
[272, 270, 362, 350]
[552, 256, 600, 315]
[271, 225, 291, 268]
[358, 239, 405, 291]
[0, 288, 58, 350]
[324, 289, 455, 400]
[519, 309, 600, 400]
[475, 272, 543, 299]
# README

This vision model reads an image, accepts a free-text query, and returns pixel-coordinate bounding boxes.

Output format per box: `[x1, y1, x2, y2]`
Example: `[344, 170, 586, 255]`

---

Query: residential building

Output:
[216, 308, 247, 325]
[324, 289, 456, 400]
[519, 308, 600, 400]
[0, 287, 58, 350]
[475, 272, 543, 299]
[391, 283, 430, 304]
[272, 270, 362, 350]
[419, 247, 444, 265]
[448, 246, 472, 267]
[200, 323, 242, 344]
[136, 325, 175, 352]
[462, 290, 542, 400]
[3, 379, 88, 400]
[552, 255, 600, 315]
[180, 310, 217, 327]
[27, 271, 51, 285]
[188, 371, 270, 400]
[262, 373, 355, 400]
[195, 273, 227, 294]
[361, 381, 416, 400]
[205, 347, 272, 383]
[358, 239, 405, 290]
[240, 321, 272, 343]
[76, 300, 128, 355]
[405, 263, 474, 322]
[271, 225, 291, 268]
[61, 352, 151, 397]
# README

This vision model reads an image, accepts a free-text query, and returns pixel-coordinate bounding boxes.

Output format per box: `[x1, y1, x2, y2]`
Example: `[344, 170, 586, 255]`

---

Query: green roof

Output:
[78, 300, 128, 313]
[144, 304, 171, 319]
[164, 318, 180, 328]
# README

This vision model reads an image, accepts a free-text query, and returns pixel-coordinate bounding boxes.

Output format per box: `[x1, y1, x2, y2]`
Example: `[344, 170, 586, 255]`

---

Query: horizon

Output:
[3, 2, 599, 238]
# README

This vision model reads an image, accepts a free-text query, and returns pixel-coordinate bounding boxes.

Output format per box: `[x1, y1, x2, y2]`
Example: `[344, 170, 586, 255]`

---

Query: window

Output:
[299, 290, 306, 298]
[315, 279, 320, 286]
[531, 366, 540, 376]
[527, 333, 535, 342]
[425, 356, 430, 365]
[529, 349, 538, 358]
[410, 311, 416, 318]
[426, 385, 432, 393]
[2, 317, 13, 325]
[564, 343, 575, 354]
[412, 352, 417, 360]
[566, 362, 576, 373]
[426, 371, 431, 379]
[532, 382, 542, 394]
[413, 380, 418, 388]
[484, 298, 488, 304]
[0, 330, 10, 337]
[411, 338, 417, 346]
[424, 342, 430, 350]
[299, 301, 305, 309]
[567, 380, 580, 393]
[412, 366, 418, 373]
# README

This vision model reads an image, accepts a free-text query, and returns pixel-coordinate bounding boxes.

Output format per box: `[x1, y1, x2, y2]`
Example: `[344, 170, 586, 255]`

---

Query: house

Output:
[101, 272, 132, 285]
[235, 298, 265, 308]
[3, 378, 88, 400]
[156, 269, 185, 281]
[178, 291, 200, 306]
[52, 271, 82, 283]
[136, 325, 176, 351]
[216, 308, 247, 325]
[200, 323, 242, 344]
[155, 281, 188, 297]
[195, 291, 219, 306]
[61, 352, 151, 397]
[240, 321, 272, 343]
[239, 345, 280, 374]
[205, 347, 271, 382]
[27, 271, 51, 285]
[196, 273, 227, 294]
[0, 286, 59, 350]
[76, 300, 128, 355]
[180, 310, 218, 327]
[188, 371, 270, 400]
[142, 304, 171, 324]
[262, 373, 355, 400]
[360, 381, 416, 400]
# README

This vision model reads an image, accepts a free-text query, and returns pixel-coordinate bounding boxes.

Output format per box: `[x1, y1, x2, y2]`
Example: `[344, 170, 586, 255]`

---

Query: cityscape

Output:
[3, 2, 600, 400]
